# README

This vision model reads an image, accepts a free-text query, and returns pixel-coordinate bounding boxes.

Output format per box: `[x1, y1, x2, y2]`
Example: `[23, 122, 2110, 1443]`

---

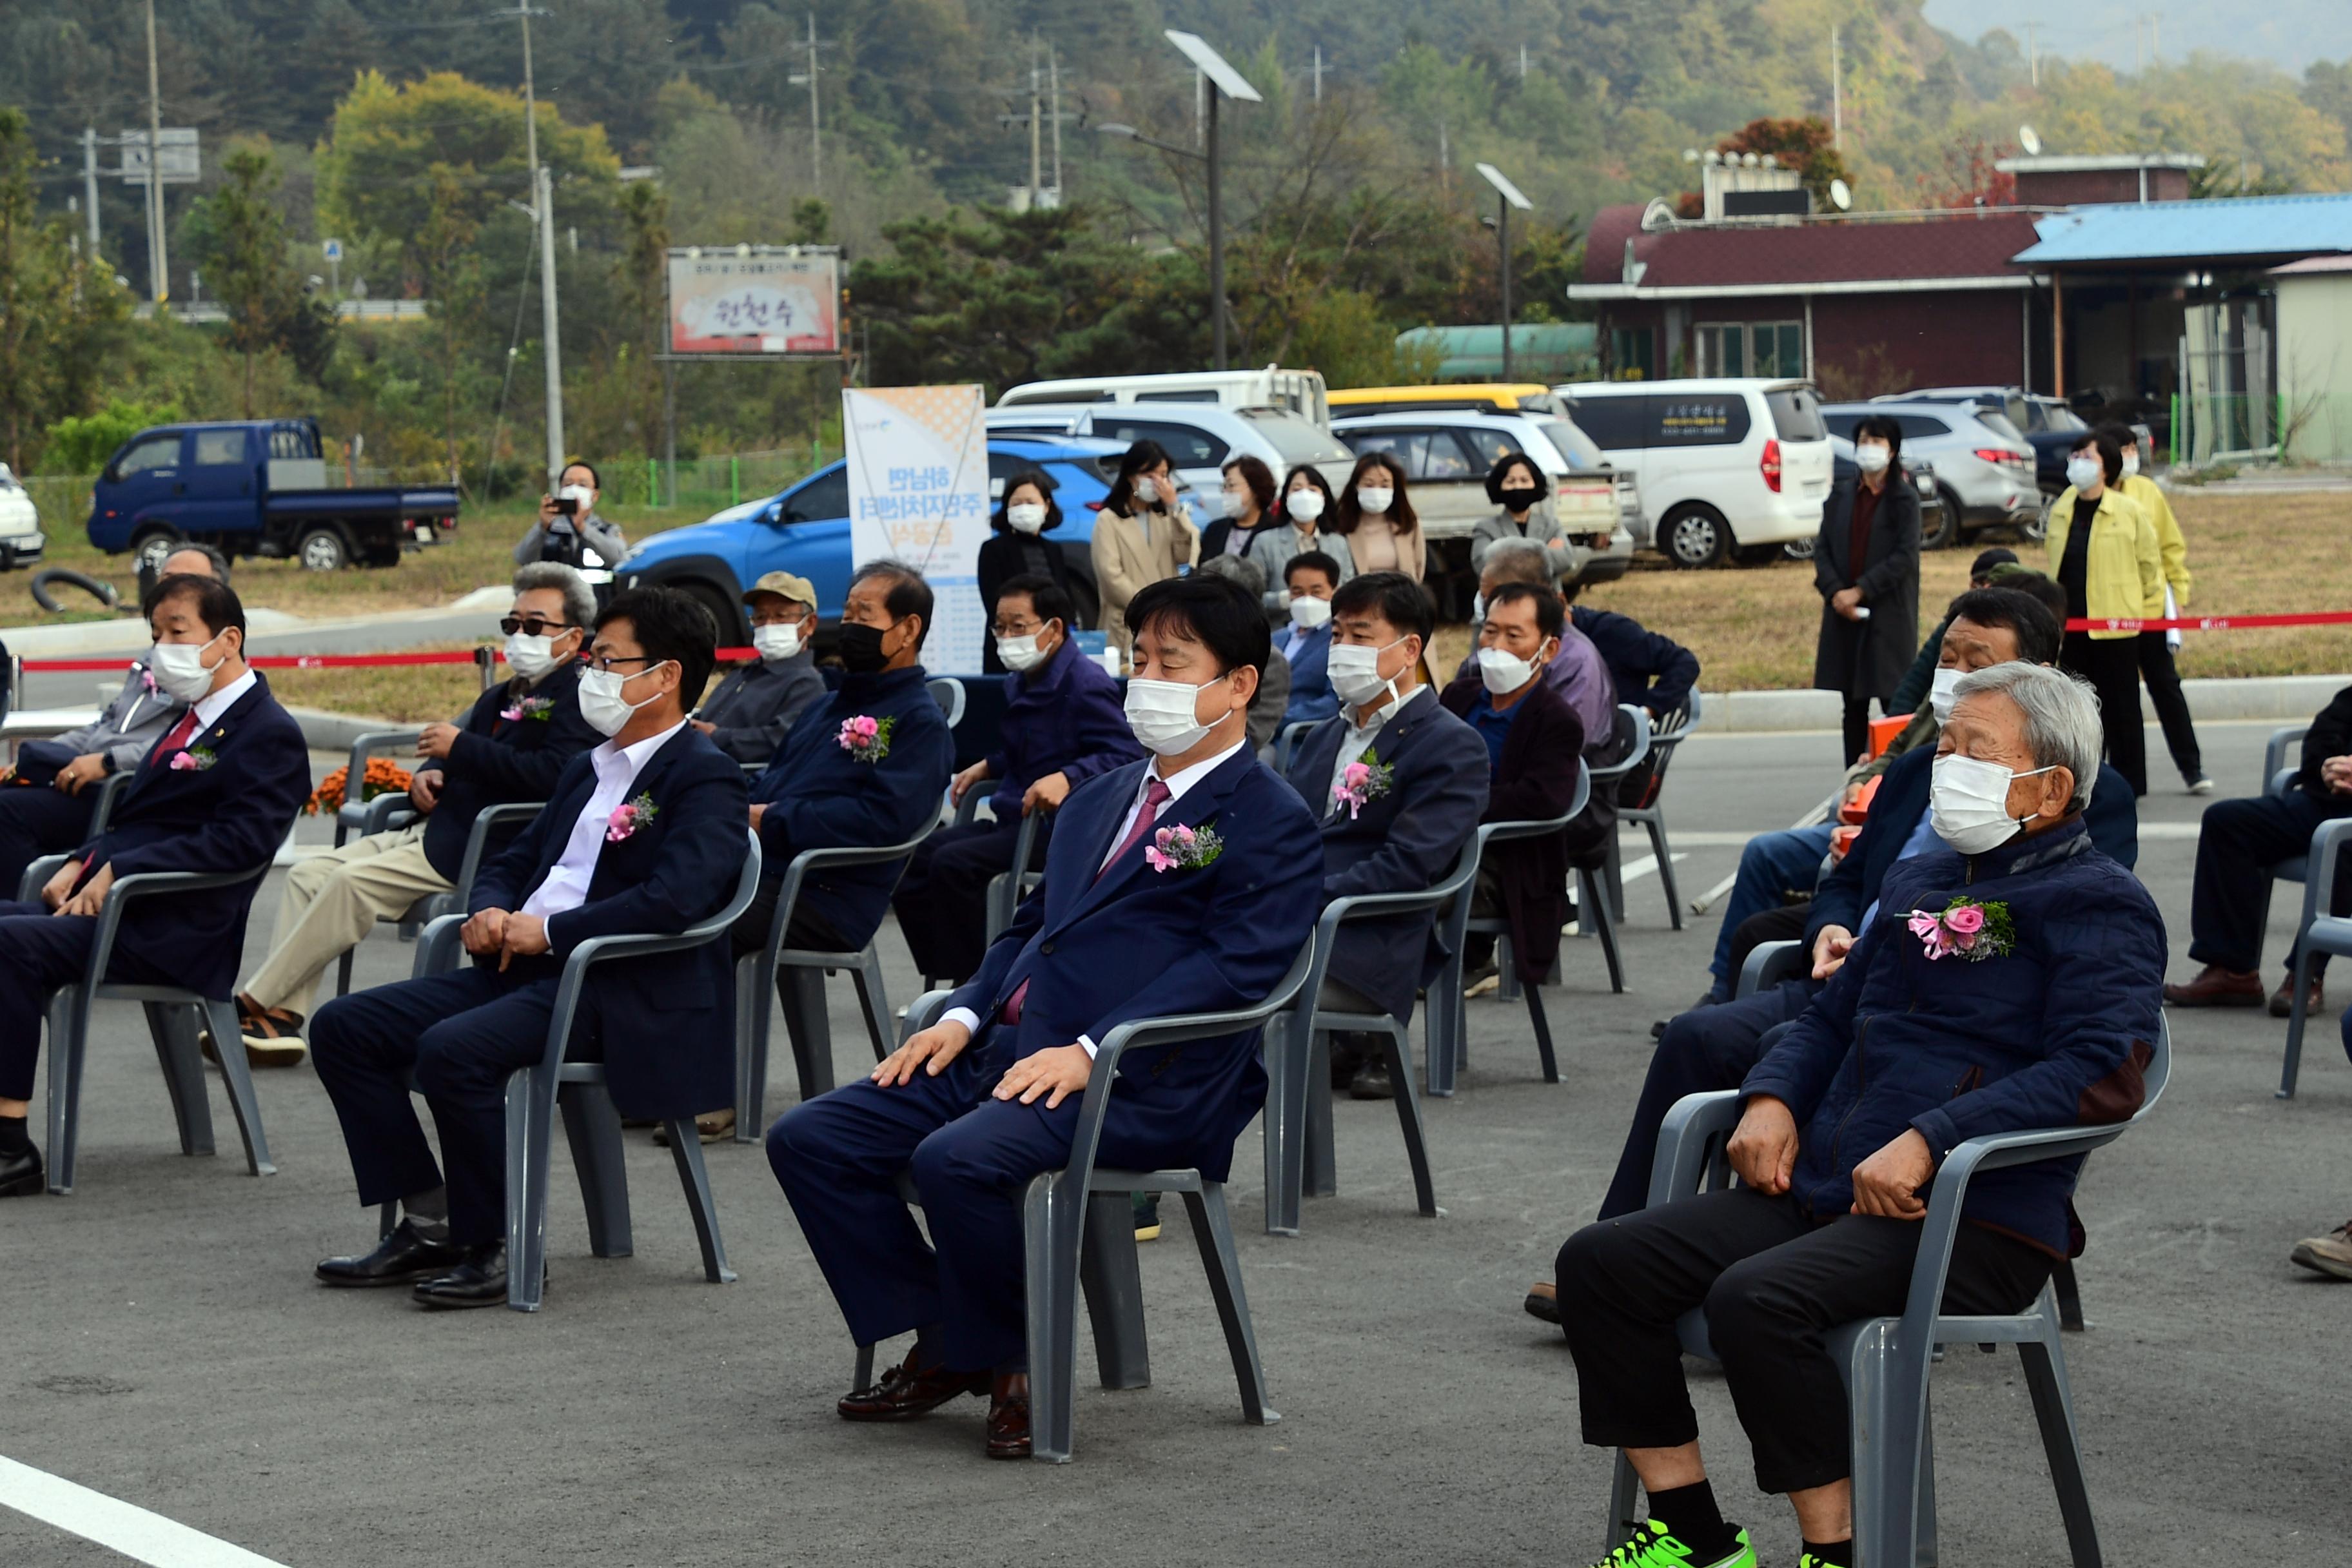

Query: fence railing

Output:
[608, 446, 844, 513]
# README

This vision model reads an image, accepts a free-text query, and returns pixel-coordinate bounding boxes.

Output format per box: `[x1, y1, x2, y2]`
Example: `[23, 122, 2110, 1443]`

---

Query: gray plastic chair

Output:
[1271, 720, 1317, 775]
[941, 787, 1046, 978]
[925, 676, 968, 731]
[331, 729, 424, 848]
[1589, 703, 1652, 936]
[1601, 1016, 2171, 1567]
[859, 948, 1312, 1462]
[24, 850, 280, 1193]
[334, 800, 545, 998]
[732, 832, 930, 1141]
[2280, 818, 2352, 1098]
[2255, 722, 2313, 928]
[1260, 831, 1482, 1234]
[1736, 936, 1810, 999]
[410, 833, 763, 1311]
[1616, 692, 1700, 930]
[1424, 762, 1592, 1097]
[11, 776, 135, 908]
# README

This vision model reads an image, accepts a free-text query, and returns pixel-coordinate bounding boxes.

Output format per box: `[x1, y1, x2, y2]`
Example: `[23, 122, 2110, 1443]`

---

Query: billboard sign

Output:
[666, 249, 839, 356]
[119, 128, 201, 186]
[843, 385, 990, 674]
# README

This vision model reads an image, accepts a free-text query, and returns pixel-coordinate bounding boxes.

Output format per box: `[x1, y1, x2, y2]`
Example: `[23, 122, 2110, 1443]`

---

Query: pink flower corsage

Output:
[500, 695, 554, 723]
[605, 791, 658, 843]
[1143, 821, 1223, 872]
[169, 745, 217, 772]
[1332, 750, 1395, 820]
[1905, 897, 2013, 962]
[837, 713, 896, 764]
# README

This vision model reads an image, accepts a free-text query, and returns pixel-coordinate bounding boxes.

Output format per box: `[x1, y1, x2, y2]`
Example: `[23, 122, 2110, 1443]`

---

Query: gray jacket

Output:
[694, 649, 827, 765]
[513, 508, 629, 573]
[1244, 525, 1355, 614]
[58, 656, 189, 774]
[1471, 502, 1569, 569]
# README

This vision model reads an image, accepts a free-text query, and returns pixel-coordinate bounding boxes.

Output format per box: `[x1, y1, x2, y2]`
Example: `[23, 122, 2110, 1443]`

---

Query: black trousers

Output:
[0, 785, 98, 905]
[0, 899, 177, 1102]
[727, 878, 846, 962]
[2188, 789, 2352, 974]
[2136, 633, 2201, 783]
[1840, 694, 1872, 769]
[1556, 1188, 2050, 1494]
[2059, 632, 2146, 796]
[891, 814, 1054, 985]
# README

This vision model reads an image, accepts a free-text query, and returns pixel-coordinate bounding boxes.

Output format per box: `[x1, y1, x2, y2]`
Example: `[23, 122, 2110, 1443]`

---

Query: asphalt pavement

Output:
[5, 719, 2347, 1566]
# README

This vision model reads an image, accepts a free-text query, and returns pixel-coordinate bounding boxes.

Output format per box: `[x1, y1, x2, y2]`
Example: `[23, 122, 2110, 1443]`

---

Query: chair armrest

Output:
[17, 852, 70, 905]
[81, 859, 276, 994]
[952, 786, 983, 827]
[765, 832, 933, 961]
[414, 913, 467, 978]
[84, 770, 134, 838]
[358, 793, 417, 837]
[2272, 767, 2301, 799]
[1737, 939, 1806, 1000]
[344, 729, 423, 792]
[2297, 816, 2352, 927]
[903, 988, 955, 1040]
[2265, 724, 2311, 794]
[1586, 705, 1653, 783]
[454, 801, 545, 901]
[1646, 1090, 1743, 1208]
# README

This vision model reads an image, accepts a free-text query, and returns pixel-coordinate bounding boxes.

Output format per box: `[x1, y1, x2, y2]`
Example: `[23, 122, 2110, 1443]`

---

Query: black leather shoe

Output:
[411, 1244, 513, 1309]
[316, 1219, 464, 1288]
[0, 1145, 43, 1198]
[1347, 1057, 1395, 1101]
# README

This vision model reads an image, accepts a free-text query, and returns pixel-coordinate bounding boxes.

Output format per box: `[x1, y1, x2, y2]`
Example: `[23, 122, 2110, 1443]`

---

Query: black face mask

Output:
[838, 620, 894, 674]
[1500, 486, 1540, 509]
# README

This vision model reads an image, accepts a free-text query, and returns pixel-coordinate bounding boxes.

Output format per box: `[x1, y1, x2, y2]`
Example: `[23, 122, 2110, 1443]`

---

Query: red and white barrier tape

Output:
[2064, 611, 2352, 632]
[18, 647, 761, 674]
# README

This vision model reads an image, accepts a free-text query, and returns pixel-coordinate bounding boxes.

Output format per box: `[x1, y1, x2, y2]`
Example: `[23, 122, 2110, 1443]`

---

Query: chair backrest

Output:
[927, 677, 967, 730]
[1632, 692, 1701, 807]
[84, 770, 135, 838]
[2266, 724, 2309, 796]
[1587, 703, 1652, 785]
[1272, 719, 1316, 776]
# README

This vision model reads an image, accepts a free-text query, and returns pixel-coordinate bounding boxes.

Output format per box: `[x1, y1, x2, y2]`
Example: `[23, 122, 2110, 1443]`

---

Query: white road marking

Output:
[0, 1455, 290, 1567]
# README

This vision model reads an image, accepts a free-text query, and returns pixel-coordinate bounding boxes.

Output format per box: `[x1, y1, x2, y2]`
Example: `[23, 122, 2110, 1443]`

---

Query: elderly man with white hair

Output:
[1553, 663, 2166, 1568]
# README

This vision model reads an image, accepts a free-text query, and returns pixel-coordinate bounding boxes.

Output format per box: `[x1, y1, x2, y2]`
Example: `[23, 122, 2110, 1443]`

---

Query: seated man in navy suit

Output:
[1277, 549, 1340, 727]
[231, 562, 602, 1066]
[308, 587, 749, 1307]
[768, 573, 1322, 1460]
[895, 572, 1139, 986]
[0, 573, 310, 1197]
[1280, 570, 1489, 1100]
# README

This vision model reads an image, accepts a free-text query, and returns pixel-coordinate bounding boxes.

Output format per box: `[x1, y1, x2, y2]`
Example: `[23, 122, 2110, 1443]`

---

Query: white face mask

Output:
[996, 627, 1052, 672]
[1853, 442, 1892, 475]
[1288, 594, 1332, 631]
[1286, 489, 1326, 524]
[150, 630, 228, 704]
[1006, 502, 1048, 534]
[2066, 456, 2104, 492]
[1476, 643, 1549, 696]
[504, 631, 562, 681]
[577, 663, 669, 739]
[1929, 753, 2058, 855]
[1928, 665, 1965, 725]
[1328, 637, 1406, 709]
[1133, 476, 1160, 505]
[1355, 485, 1395, 515]
[752, 623, 804, 663]
[1123, 673, 1228, 757]
[2120, 452, 2140, 479]
[559, 483, 595, 514]
[1219, 489, 1249, 519]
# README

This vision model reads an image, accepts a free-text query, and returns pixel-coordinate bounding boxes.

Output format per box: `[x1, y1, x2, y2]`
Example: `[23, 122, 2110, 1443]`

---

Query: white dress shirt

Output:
[522, 720, 686, 921]
[186, 668, 257, 735]
[944, 737, 1248, 1056]
[1324, 685, 1412, 819]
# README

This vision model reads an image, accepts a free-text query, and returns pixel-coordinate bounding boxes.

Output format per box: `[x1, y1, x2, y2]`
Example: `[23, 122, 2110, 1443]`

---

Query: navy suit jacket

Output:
[1279, 622, 1338, 726]
[79, 674, 310, 1000]
[1282, 686, 1491, 1019]
[415, 659, 600, 881]
[945, 747, 1322, 1181]
[472, 725, 750, 1121]
[749, 665, 954, 947]
[1806, 742, 2139, 947]
[982, 636, 1141, 819]
[1571, 603, 1701, 717]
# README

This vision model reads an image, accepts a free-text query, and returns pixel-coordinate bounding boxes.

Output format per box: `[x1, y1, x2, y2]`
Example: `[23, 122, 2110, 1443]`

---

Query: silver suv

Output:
[1818, 401, 2037, 549]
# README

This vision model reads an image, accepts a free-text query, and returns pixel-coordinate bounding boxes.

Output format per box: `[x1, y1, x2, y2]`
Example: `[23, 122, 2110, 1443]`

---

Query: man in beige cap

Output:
[692, 571, 827, 766]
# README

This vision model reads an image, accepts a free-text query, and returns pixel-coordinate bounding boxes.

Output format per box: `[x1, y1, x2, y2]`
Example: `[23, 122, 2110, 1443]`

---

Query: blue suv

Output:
[619, 435, 1124, 643]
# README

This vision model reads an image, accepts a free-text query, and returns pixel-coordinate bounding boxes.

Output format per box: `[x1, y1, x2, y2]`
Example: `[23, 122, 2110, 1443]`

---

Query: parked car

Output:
[0, 464, 46, 569]
[618, 435, 1124, 646]
[981, 403, 1356, 530]
[1328, 382, 1575, 420]
[1556, 378, 1835, 568]
[1329, 407, 1635, 612]
[994, 366, 1329, 426]
[1878, 386, 2115, 493]
[1821, 400, 2035, 549]
[84, 417, 459, 572]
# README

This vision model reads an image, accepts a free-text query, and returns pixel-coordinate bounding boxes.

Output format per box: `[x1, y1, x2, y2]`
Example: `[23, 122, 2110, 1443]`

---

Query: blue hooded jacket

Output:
[1743, 815, 2164, 1257]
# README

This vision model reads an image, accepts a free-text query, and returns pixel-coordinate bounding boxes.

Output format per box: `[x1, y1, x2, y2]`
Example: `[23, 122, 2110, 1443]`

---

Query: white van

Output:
[995, 366, 1330, 427]
[1555, 378, 1834, 567]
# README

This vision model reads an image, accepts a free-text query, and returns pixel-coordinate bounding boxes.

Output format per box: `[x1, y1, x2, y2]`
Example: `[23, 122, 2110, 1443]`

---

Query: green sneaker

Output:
[1588, 1520, 1755, 1568]
[1798, 1555, 1850, 1568]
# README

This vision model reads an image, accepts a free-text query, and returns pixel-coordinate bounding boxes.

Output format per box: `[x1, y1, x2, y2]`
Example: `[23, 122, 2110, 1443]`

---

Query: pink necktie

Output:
[1003, 777, 1173, 1025]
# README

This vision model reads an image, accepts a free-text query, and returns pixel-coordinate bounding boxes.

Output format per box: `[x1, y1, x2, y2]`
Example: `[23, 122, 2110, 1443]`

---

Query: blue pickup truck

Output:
[86, 417, 460, 572]
[618, 435, 1126, 644]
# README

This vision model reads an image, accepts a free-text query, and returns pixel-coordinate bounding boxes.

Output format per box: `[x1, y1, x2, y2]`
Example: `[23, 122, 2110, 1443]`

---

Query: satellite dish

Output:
[2019, 124, 2043, 157]
[1828, 178, 1852, 211]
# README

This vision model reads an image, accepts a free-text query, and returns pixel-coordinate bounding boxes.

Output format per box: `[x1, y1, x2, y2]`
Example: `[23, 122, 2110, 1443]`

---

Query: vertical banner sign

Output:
[843, 386, 990, 674]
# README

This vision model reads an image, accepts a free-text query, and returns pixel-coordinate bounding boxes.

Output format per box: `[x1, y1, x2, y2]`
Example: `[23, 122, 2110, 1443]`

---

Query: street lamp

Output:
[1098, 32, 1261, 370]
[1475, 162, 1534, 382]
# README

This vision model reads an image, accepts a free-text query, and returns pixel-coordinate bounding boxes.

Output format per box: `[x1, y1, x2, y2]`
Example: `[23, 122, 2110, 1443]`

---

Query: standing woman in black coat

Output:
[1812, 413, 1921, 764]
[975, 471, 1073, 674]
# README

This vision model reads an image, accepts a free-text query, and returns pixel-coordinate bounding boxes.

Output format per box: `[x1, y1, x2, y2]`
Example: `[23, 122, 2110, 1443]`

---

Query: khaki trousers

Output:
[244, 823, 452, 1014]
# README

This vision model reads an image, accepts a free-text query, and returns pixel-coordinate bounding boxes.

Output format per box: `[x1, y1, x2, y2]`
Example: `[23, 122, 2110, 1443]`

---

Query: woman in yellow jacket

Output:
[1090, 439, 1199, 667]
[2046, 429, 2162, 795]
[2105, 422, 2210, 792]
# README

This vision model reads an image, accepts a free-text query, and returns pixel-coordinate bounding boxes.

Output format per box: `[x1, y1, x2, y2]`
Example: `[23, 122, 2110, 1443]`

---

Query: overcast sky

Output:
[1922, 0, 2345, 77]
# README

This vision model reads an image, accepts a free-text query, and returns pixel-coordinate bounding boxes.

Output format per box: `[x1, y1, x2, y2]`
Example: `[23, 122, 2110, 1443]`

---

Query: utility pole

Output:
[1519, 44, 1528, 81]
[2025, 21, 2039, 87]
[2152, 13, 2162, 62]
[1195, 70, 1205, 150]
[1028, 39, 1043, 209]
[1830, 24, 1842, 152]
[513, 3, 565, 487]
[1313, 46, 1322, 104]
[1048, 45, 1063, 204]
[2133, 17, 2142, 74]
[81, 129, 101, 256]
[143, 0, 166, 302]
[787, 14, 825, 193]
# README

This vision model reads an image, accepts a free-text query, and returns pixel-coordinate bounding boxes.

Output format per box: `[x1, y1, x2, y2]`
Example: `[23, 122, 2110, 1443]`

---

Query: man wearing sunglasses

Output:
[230, 564, 603, 1064]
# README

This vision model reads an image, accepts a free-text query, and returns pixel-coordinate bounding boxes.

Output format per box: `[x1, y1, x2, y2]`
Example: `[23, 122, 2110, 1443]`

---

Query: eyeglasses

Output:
[500, 616, 577, 637]
[989, 619, 1046, 637]
[585, 654, 661, 673]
